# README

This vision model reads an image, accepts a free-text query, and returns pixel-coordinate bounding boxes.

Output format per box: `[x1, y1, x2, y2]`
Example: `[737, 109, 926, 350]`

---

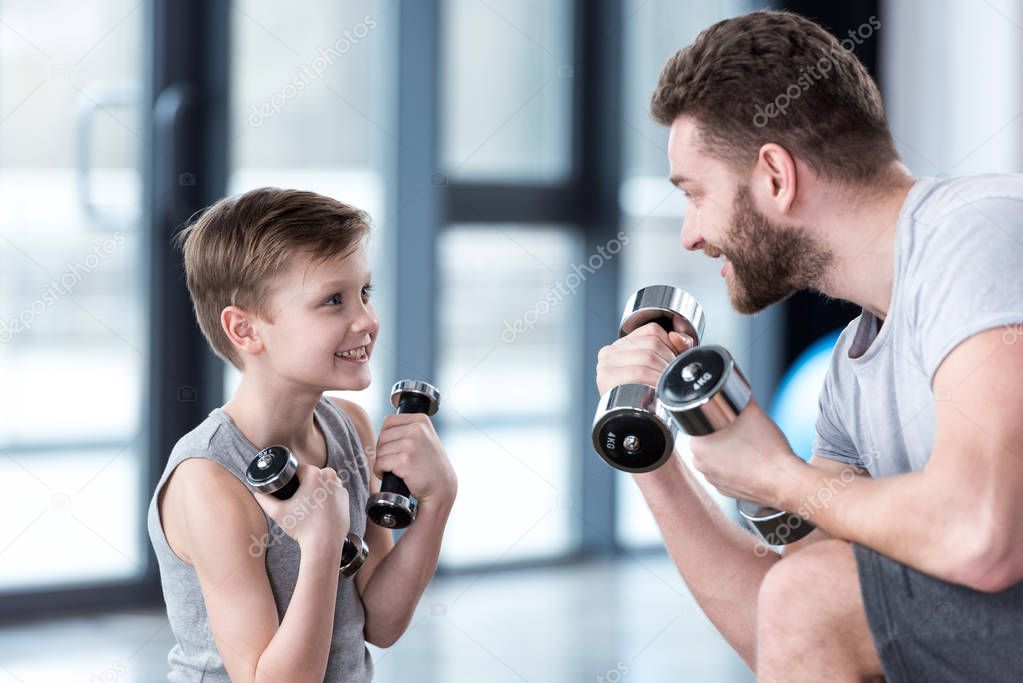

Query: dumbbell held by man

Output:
[656, 345, 816, 545]
[592, 285, 704, 473]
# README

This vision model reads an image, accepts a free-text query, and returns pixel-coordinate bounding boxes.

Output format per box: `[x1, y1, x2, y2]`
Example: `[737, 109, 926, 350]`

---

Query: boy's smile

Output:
[335, 344, 370, 363]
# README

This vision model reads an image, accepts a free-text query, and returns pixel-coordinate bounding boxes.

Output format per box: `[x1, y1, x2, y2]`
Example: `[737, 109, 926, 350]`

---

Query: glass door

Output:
[0, 1, 147, 591]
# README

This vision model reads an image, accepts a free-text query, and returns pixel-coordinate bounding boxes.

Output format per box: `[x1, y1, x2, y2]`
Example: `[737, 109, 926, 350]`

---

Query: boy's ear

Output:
[222, 305, 264, 356]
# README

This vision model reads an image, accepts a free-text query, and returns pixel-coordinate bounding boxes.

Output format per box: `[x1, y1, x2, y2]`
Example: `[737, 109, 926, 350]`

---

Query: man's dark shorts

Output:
[853, 543, 1023, 682]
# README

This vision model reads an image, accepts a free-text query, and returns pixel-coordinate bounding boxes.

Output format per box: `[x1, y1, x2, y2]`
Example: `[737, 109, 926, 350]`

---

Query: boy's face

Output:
[257, 244, 377, 392]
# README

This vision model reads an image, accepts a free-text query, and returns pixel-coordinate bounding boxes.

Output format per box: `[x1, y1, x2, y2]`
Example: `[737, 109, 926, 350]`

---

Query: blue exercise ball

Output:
[770, 330, 842, 462]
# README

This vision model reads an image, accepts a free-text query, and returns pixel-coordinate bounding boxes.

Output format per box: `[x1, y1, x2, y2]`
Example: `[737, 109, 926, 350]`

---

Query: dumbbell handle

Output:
[648, 316, 675, 335]
[378, 393, 434, 496]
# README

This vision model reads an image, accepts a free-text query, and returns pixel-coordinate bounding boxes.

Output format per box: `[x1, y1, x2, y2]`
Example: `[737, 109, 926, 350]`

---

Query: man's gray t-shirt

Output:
[813, 173, 1023, 476]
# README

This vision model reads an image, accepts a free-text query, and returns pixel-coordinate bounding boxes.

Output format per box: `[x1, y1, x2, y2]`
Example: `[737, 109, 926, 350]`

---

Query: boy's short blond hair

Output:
[174, 187, 370, 370]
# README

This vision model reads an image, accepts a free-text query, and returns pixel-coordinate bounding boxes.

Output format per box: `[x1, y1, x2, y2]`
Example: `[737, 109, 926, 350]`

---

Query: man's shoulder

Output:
[910, 173, 1023, 228]
[896, 173, 1023, 312]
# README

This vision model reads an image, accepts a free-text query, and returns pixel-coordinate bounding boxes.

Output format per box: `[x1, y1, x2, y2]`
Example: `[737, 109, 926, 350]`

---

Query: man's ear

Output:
[222, 305, 264, 357]
[754, 143, 798, 213]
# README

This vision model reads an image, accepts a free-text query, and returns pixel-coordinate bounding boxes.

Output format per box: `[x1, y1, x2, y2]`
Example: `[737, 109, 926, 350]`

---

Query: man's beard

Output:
[712, 184, 833, 314]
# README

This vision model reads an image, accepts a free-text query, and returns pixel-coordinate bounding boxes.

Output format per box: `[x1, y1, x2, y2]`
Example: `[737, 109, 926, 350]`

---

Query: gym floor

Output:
[0, 555, 752, 682]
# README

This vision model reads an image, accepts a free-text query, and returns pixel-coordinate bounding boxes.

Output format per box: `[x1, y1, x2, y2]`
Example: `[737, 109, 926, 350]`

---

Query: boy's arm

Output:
[332, 398, 454, 648]
[329, 400, 395, 596]
[173, 458, 343, 683]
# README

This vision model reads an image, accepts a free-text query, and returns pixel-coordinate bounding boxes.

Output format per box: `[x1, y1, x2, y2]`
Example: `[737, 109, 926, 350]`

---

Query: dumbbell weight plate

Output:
[620, 285, 706, 341]
[245, 445, 300, 498]
[339, 532, 370, 577]
[656, 345, 753, 436]
[592, 383, 677, 473]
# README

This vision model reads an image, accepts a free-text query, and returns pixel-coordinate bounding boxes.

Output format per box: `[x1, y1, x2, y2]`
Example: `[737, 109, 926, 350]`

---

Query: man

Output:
[595, 10, 1023, 682]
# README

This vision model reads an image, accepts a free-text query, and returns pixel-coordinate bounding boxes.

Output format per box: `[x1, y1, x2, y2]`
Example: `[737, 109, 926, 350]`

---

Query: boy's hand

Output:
[373, 414, 457, 508]
[595, 322, 694, 396]
[253, 463, 351, 552]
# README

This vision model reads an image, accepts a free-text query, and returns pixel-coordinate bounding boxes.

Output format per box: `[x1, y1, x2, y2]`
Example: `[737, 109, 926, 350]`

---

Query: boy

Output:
[146, 187, 457, 682]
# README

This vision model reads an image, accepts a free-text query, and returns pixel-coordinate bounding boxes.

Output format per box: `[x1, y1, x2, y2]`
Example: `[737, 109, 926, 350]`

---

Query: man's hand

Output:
[372, 413, 457, 508]
[595, 322, 693, 395]
[688, 396, 805, 508]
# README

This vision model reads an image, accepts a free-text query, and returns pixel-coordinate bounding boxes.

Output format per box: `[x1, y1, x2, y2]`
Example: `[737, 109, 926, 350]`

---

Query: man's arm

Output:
[633, 452, 854, 668]
[331, 398, 453, 648]
[775, 327, 1023, 591]
[779, 457, 868, 556]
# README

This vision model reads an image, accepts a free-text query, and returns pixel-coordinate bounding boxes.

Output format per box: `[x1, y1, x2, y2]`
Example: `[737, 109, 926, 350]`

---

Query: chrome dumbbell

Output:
[656, 346, 815, 545]
[366, 379, 441, 529]
[591, 285, 705, 473]
[245, 445, 369, 578]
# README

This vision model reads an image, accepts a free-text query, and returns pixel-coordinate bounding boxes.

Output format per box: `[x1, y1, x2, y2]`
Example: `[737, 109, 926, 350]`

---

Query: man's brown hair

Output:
[173, 187, 370, 370]
[650, 10, 898, 184]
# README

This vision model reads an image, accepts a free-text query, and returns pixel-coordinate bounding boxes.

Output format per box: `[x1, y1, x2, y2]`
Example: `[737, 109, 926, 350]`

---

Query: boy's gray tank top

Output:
[146, 395, 374, 682]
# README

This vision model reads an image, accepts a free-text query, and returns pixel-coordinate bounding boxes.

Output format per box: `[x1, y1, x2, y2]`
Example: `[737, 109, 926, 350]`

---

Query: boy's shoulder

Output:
[159, 455, 267, 566]
[166, 410, 229, 465]
[323, 395, 375, 448]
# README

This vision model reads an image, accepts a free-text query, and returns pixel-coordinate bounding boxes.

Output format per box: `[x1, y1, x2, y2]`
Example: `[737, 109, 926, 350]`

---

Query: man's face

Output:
[667, 116, 831, 314]
[254, 244, 378, 391]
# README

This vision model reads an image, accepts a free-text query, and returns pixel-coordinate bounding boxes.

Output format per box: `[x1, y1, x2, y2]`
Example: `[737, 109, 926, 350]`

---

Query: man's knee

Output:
[757, 539, 857, 633]
[757, 539, 883, 680]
